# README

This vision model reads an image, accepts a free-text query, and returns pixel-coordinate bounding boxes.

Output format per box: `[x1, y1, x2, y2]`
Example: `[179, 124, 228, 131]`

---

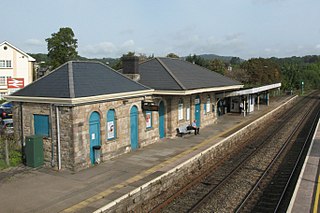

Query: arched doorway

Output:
[159, 101, 165, 139]
[195, 95, 201, 127]
[130, 106, 139, 150]
[89, 111, 100, 164]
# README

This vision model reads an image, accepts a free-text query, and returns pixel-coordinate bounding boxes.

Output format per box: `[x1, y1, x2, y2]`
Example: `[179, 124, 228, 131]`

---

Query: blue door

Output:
[130, 106, 139, 150]
[195, 96, 201, 127]
[89, 112, 100, 164]
[159, 101, 165, 139]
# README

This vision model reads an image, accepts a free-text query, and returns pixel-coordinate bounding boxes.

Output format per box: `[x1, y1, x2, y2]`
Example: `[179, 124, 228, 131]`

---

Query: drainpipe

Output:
[50, 105, 55, 167]
[20, 103, 25, 164]
[56, 106, 61, 170]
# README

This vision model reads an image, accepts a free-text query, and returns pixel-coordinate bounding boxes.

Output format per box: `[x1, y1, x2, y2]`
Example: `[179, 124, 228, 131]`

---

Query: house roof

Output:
[8, 61, 153, 104]
[137, 57, 243, 91]
[0, 41, 36, 62]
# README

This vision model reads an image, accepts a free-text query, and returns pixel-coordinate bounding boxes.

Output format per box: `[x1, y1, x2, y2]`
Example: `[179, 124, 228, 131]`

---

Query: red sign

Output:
[7, 78, 24, 88]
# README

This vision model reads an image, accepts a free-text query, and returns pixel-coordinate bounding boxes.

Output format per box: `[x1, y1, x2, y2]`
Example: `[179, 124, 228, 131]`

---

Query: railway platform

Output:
[288, 118, 320, 213]
[0, 95, 294, 213]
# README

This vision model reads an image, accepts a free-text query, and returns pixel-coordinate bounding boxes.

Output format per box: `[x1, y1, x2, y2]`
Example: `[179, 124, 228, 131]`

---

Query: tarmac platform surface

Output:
[0, 96, 298, 213]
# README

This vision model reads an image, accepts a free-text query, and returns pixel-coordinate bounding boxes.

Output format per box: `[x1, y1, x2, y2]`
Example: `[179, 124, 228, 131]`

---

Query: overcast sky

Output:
[2, 0, 320, 59]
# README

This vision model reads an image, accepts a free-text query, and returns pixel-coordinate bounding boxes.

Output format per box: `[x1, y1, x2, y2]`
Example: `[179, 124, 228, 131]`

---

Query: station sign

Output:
[7, 78, 24, 88]
[142, 101, 159, 111]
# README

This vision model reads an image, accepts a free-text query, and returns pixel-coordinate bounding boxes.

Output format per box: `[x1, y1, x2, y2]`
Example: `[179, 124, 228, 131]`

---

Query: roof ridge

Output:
[156, 58, 186, 90]
[68, 62, 75, 98]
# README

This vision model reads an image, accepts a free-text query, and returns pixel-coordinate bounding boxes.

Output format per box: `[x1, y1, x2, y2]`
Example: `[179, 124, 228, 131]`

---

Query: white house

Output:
[0, 41, 35, 98]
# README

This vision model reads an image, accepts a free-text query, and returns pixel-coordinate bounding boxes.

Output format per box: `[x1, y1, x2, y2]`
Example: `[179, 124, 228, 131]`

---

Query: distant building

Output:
[0, 41, 35, 98]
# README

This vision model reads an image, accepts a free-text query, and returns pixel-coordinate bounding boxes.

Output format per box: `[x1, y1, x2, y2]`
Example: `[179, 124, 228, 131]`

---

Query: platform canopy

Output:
[224, 83, 281, 97]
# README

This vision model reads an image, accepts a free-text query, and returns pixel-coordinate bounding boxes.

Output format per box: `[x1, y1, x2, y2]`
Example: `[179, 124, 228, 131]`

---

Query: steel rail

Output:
[235, 100, 319, 212]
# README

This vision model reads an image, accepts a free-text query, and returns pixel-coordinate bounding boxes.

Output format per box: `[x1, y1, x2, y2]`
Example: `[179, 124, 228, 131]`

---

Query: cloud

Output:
[80, 40, 137, 58]
[25, 38, 45, 46]
[169, 33, 246, 56]
[316, 44, 320, 49]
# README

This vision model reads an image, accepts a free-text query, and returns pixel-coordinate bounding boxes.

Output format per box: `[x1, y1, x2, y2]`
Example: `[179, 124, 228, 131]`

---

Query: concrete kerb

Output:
[94, 96, 298, 213]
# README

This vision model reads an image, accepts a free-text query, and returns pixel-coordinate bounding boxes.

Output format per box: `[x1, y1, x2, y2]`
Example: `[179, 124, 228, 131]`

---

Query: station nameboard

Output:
[142, 101, 159, 111]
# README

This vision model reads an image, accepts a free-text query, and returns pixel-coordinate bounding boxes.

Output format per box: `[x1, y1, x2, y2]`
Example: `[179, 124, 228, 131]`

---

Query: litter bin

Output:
[93, 145, 101, 164]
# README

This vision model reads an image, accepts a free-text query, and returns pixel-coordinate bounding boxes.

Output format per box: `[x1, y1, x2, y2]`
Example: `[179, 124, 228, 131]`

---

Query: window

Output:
[0, 76, 12, 85]
[178, 99, 183, 120]
[186, 104, 190, 121]
[0, 60, 5, 67]
[206, 96, 211, 113]
[146, 111, 152, 128]
[107, 109, 116, 140]
[34, 114, 49, 137]
[6, 60, 11, 68]
[0, 60, 12, 68]
[0, 76, 5, 85]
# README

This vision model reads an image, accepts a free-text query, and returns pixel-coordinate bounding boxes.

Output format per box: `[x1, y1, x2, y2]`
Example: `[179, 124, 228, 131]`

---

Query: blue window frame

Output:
[146, 111, 152, 128]
[34, 114, 49, 137]
[107, 109, 116, 140]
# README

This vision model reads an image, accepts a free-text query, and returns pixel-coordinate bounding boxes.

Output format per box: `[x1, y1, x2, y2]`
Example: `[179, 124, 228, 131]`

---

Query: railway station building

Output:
[7, 57, 279, 171]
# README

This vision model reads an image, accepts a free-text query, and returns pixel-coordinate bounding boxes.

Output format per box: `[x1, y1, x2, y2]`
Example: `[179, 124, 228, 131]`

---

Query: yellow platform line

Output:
[313, 175, 320, 213]
[62, 121, 245, 212]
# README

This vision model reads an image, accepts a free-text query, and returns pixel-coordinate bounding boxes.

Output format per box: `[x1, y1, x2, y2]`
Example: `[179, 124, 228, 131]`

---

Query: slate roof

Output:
[138, 57, 242, 90]
[12, 61, 151, 98]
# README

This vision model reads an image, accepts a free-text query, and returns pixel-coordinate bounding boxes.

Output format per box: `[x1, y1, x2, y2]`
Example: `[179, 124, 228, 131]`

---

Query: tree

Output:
[166, 53, 179, 58]
[46, 27, 78, 69]
[185, 54, 208, 67]
[207, 59, 226, 75]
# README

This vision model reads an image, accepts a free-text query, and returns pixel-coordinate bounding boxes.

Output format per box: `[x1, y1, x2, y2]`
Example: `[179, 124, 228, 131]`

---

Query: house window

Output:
[5, 60, 11, 68]
[0, 60, 12, 68]
[206, 96, 211, 113]
[204, 102, 207, 114]
[0, 60, 5, 67]
[186, 104, 190, 121]
[0, 76, 12, 85]
[34, 114, 49, 137]
[107, 109, 116, 140]
[0, 76, 6, 85]
[178, 99, 183, 120]
[146, 111, 152, 128]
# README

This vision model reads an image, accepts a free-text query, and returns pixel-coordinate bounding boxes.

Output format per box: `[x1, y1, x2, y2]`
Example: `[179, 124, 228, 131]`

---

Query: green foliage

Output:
[166, 53, 179, 58]
[207, 59, 226, 75]
[46, 27, 79, 69]
[240, 58, 281, 86]
[186, 54, 208, 67]
[0, 136, 22, 170]
[272, 55, 320, 91]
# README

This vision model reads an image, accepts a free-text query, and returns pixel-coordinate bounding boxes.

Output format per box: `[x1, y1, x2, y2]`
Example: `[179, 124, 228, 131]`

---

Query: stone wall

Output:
[71, 95, 161, 171]
[12, 91, 220, 171]
[12, 102, 74, 170]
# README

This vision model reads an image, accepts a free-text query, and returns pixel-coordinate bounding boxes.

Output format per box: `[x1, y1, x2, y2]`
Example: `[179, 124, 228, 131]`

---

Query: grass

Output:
[0, 150, 22, 170]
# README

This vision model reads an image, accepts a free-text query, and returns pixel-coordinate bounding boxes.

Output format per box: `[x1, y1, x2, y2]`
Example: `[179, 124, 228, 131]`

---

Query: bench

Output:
[176, 124, 192, 137]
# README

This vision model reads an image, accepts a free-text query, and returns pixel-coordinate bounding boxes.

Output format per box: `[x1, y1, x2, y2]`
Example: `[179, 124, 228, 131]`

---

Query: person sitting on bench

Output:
[191, 120, 200, 135]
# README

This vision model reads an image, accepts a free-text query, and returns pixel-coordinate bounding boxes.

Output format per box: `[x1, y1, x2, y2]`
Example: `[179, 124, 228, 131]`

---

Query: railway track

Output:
[237, 99, 320, 212]
[156, 93, 320, 213]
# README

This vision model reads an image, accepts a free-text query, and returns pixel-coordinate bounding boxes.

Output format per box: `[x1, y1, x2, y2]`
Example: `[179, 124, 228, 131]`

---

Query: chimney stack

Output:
[122, 56, 140, 81]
